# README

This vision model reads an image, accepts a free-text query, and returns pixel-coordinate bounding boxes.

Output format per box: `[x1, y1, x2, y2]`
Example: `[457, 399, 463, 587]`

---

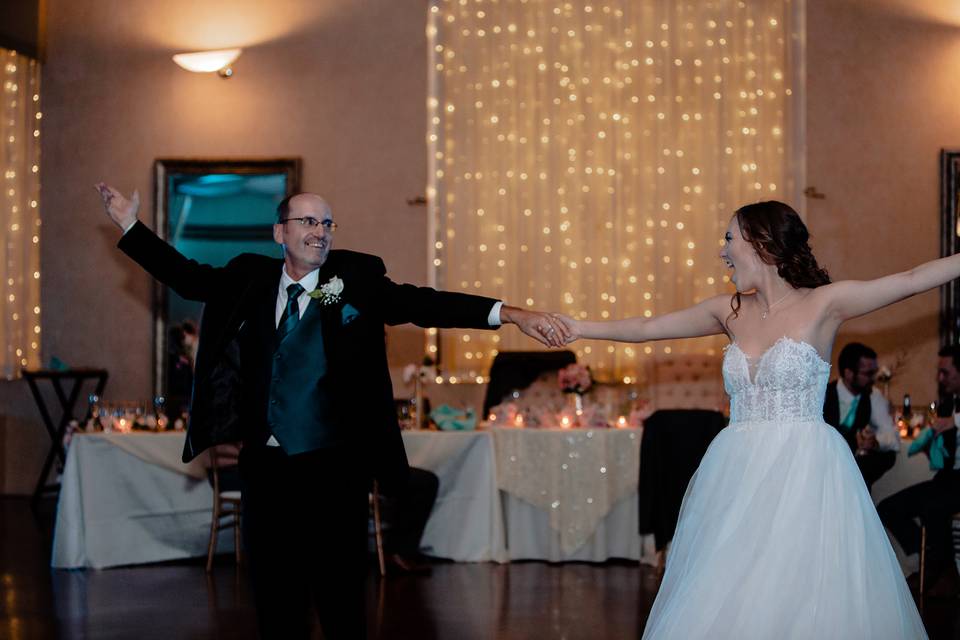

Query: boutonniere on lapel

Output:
[308, 275, 360, 325]
[308, 276, 344, 306]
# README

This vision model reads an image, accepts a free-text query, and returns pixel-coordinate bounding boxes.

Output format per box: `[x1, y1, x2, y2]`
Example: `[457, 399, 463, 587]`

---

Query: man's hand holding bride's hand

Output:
[550, 314, 581, 344]
[500, 306, 572, 348]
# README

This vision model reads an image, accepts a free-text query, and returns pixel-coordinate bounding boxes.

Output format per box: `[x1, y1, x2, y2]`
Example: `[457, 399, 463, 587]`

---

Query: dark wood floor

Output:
[2, 497, 957, 639]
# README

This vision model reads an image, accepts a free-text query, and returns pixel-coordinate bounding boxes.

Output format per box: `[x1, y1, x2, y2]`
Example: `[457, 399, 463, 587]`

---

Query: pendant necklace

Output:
[761, 290, 793, 320]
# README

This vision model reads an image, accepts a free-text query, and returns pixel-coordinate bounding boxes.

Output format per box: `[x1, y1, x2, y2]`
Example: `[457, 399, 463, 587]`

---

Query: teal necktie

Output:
[840, 394, 860, 431]
[277, 283, 305, 342]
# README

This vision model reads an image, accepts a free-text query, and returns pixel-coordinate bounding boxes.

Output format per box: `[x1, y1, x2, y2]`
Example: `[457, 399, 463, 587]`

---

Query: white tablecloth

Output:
[402, 431, 507, 562]
[52, 432, 230, 569]
[58, 428, 931, 569]
[53, 428, 649, 568]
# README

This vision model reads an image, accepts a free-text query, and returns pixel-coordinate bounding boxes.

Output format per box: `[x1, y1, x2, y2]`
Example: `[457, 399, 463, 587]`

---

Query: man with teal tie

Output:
[823, 342, 900, 492]
[95, 184, 570, 639]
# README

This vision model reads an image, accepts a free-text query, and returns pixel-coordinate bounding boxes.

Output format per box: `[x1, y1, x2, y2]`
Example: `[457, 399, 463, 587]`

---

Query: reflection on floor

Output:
[2, 497, 956, 639]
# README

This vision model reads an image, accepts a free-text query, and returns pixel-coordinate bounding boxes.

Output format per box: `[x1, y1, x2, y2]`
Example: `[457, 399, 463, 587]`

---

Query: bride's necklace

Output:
[760, 290, 794, 320]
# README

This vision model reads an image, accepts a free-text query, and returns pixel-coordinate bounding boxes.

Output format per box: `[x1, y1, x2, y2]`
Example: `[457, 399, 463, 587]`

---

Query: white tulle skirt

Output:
[642, 419, 927, 640]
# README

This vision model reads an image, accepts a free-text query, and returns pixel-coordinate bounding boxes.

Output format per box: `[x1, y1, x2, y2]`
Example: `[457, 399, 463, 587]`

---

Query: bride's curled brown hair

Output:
[735, 200, 831, 289]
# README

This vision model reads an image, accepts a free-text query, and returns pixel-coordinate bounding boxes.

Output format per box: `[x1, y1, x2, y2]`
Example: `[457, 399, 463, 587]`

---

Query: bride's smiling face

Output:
[719, 216, 766, 291]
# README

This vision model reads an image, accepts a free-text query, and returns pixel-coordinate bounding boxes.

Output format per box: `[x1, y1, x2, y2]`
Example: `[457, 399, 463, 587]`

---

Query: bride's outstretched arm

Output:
[826, 252, 960, 322]
[558, 295, 729, 343]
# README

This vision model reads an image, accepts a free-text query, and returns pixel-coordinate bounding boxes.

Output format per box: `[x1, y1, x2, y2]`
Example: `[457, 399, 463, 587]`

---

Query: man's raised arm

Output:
[95, 182, 236, 301]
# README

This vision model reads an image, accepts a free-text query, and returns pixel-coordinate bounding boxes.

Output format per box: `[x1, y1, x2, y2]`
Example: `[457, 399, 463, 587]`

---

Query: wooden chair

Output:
[919, 511, 960, 596]
[371, 480, 386, 577]
[206, 444, 242, 573]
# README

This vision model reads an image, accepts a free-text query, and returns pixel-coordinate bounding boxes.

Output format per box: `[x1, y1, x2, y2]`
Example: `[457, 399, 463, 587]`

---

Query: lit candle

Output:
[617, 416, 628, 429]
[488, 413, 497, 422]
[514, 414, 524, 428]
[560, 415, 572, 429]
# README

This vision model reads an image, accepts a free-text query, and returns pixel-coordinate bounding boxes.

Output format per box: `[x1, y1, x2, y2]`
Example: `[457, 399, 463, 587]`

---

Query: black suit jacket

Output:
[118, 221, 499, 490]
[823, 380, 872, 452]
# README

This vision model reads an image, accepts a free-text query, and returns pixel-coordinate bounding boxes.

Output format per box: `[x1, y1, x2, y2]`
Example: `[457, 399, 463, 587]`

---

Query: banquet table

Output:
[52, 432, 227, 569]
[53, 427, 653, 569]
[404, 427, 655, 564]
[54, 427, 933, 570]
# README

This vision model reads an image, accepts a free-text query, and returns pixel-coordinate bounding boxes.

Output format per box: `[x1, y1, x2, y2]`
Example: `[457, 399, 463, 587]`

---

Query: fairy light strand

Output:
[2, 48, 42, 378]
[427, 0, 801, 382]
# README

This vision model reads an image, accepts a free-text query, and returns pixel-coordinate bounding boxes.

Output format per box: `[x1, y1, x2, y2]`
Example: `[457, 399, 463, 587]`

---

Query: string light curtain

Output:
[1, 48, 42, 379]
[427, 0, 804, 382]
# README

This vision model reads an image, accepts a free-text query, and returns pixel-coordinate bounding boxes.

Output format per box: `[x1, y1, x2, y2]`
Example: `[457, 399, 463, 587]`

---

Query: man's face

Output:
[938, 356, 960, 396]
[843, 356, 878, 395]
[273, 194, 334, 273]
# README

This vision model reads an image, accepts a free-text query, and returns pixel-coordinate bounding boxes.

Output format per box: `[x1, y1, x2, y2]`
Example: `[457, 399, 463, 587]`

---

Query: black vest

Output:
[823, 380, 872, 453]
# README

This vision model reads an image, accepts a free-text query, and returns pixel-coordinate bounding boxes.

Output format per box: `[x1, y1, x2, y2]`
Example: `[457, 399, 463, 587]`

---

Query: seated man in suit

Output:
[878, 345, 960, 598]
[823, 342, 900, 492]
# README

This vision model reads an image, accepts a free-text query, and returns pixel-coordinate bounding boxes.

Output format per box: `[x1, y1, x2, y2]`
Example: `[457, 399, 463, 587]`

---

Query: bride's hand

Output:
[551, 313, 581, 344]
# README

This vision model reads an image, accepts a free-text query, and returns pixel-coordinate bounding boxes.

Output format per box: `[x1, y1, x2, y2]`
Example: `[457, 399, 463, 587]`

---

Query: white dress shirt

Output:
[836, 380, 900, 452]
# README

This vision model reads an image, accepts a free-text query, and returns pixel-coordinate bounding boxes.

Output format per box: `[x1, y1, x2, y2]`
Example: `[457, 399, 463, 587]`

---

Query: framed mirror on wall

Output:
[153, 158, 301, 412]
[941, 150, 960, 346]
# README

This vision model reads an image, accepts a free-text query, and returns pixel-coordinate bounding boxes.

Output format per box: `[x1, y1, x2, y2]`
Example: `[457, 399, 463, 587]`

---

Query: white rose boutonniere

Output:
[308, 276, 344, 305]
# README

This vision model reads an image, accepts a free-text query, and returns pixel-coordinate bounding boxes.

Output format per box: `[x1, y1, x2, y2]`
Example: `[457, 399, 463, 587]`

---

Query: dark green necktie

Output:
[277, 283, 305, 342]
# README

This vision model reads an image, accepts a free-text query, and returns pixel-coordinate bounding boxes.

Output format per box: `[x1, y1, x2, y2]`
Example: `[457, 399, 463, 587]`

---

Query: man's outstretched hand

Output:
[95, 183, 140, 231]
[500, 306, 572, 348]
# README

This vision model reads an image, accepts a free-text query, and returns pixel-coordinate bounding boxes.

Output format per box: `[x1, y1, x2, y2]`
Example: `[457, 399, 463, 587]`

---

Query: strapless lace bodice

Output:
[723, 337, 830, 425]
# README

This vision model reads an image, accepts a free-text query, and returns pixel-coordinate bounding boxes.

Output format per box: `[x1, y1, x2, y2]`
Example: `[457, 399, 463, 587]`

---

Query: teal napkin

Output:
[431, 404, 476, 431]
[908, 427, 950, 470]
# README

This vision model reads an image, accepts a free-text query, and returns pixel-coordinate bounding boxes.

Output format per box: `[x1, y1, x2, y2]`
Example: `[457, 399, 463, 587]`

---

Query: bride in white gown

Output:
[556, 201, 932, 639]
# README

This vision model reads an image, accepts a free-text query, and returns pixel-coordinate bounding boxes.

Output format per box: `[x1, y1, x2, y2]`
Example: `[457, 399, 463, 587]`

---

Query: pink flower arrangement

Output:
[558, 363, 593, 394]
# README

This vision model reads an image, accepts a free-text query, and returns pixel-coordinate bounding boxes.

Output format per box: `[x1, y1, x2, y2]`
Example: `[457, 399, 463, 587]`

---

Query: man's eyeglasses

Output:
[280, 217, 338, 232]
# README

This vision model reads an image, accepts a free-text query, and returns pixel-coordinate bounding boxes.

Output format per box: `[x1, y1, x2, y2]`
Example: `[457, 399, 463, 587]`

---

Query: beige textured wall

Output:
[0, 0, 430, 493]
[3, 0, 960, 493]
[806, 0, 960, 408]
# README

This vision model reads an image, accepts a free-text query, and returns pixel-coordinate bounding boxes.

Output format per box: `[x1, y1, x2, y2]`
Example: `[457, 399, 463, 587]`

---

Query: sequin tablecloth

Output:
[493, 427, 641, 554]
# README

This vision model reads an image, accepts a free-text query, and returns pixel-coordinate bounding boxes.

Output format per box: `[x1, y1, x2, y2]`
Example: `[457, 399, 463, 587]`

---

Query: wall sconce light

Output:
[172, 48, 242, 78]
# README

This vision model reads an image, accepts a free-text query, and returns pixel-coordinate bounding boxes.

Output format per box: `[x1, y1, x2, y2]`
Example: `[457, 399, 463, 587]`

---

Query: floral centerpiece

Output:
[558, 363, 592, 395]
[558, 363, 593, 422]
[875, 349, 909, 400]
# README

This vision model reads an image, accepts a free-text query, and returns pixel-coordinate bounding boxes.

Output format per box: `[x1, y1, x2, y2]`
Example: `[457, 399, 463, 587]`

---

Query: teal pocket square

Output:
[341, 303, 359, 325]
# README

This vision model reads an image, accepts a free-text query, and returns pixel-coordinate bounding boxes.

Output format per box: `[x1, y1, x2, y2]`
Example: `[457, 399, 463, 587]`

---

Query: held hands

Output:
[94, 182, 140, 230]
[552, 314, 580, 344]
[855, 427, 878, 452]
[500, 306, 573, 348]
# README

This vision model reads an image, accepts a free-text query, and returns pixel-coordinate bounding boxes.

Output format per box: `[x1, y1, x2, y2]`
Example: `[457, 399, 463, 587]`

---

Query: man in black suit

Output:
[878, 345, 960, 598]
[96, 184, 569, 638]
[823, 342, 900, 492]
